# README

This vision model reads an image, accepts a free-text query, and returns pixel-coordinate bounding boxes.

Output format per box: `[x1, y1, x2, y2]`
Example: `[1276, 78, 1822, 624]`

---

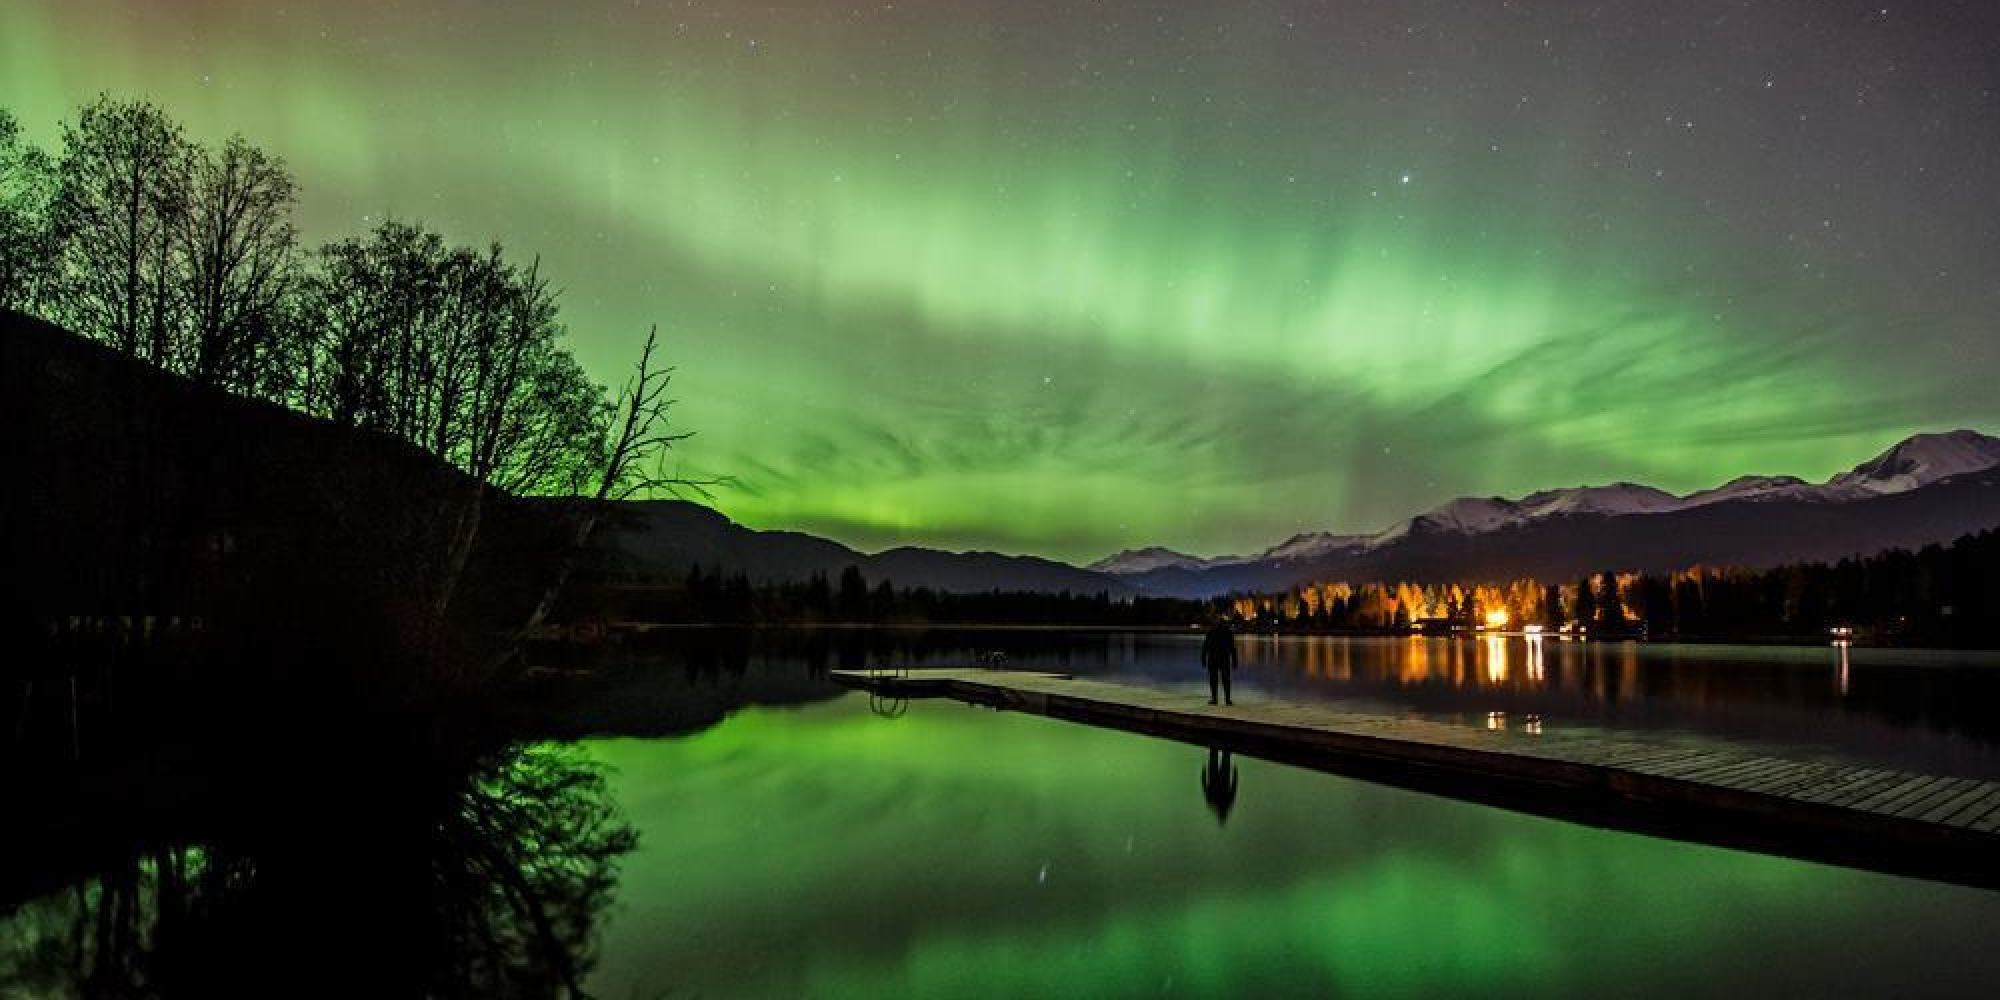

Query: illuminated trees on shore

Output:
[1219, 531, 1997, 644]
[1232, 578, 1576, 630]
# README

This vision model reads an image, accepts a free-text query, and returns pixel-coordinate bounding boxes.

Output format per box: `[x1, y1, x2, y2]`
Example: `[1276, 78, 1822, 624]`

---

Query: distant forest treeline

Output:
[575, 564, 1209, 627]
[580, 528, 2000, 646]
[1230, 526, 2000, 644]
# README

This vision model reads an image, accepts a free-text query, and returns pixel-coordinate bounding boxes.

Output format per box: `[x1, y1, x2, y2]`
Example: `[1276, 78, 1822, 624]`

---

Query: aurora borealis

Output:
[7, 1, 1998, 561]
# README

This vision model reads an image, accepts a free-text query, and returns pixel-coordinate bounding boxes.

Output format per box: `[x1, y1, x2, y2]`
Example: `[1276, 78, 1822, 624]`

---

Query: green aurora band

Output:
[8, 1, 1997, 560]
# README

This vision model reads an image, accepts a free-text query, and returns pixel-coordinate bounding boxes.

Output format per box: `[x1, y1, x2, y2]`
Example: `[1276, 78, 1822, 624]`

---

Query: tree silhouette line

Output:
[3, 96, 700, 494]
[621, 563, 1204, 626]
[3, 97, 703, 676]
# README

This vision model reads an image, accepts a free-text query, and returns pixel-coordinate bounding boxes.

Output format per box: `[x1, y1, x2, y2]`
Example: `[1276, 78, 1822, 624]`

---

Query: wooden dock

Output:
[832, 668, 2000, 889]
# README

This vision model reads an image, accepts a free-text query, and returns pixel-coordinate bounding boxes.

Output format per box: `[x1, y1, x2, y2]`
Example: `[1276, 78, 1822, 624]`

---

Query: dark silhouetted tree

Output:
[838, 565, 870, 621]
[806, 571, 833, 618]
[48, 95, 193, 366]
[1636, 574, 1672, 632]
[180, 134, 300, 393]
[296, 221, 624, 657]
[0, 108, 57, 312]
[507, 324, 715, 652]
[1596, 570, 1623, 625]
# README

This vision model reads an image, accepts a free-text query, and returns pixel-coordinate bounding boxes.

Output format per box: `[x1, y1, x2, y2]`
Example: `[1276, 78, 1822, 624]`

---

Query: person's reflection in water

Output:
[1200, 747, 1239, 826]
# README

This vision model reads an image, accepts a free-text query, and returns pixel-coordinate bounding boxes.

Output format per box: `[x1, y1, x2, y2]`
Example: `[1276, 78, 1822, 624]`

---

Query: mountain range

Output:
[591, 500, 1139, 596]
[594, 429, 2000, 599]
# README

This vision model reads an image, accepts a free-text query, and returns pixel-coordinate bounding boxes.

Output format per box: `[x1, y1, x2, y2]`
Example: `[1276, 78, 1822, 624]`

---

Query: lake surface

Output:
[9, 629, 2000, 996]
[630, 627, 2000, 776]
[572, 629, 2000, 998]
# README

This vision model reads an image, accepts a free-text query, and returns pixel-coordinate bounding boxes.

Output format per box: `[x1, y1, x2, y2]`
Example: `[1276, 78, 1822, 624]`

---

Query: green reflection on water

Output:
[584, 693, 2000, 998]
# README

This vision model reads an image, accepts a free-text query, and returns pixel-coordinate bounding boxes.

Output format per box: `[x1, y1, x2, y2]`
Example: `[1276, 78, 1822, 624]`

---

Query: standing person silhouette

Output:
[1201, 620, 1237, 705]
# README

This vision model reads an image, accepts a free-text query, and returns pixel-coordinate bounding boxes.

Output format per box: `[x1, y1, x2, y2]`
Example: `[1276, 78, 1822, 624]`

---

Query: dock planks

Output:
[833, 667, 2000, 888]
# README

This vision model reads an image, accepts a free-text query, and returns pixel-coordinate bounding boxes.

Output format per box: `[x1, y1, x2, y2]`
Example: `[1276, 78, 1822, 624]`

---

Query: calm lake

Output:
[9, 629, 2000, 996]
[578, 629, 2000, 998]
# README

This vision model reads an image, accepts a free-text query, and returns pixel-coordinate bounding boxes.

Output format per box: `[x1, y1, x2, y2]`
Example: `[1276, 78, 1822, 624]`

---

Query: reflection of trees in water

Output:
[0, 742, 634, 999]
[442, 744, 638, 995]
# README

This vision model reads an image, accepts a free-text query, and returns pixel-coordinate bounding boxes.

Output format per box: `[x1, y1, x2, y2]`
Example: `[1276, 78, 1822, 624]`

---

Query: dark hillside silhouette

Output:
[1, 94, 698, 697]
[581, 498, 1136, 596]
[1, 309, 564, 695]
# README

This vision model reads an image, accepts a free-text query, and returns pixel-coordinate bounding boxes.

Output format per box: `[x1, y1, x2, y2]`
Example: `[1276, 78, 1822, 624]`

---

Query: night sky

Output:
[8, 1, 1998, 562]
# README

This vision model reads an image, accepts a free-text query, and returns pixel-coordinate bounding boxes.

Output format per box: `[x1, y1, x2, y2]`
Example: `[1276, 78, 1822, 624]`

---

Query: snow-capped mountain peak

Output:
[1680, 474, 1815, 506]
[1095, 429, 1999, 582]
[1825, 429, 2000, 495]
[1372, 484, 1683, 545]
[1367, 432, 2000, 544]
[1516, 482, 1684, 518]
[1413, 496, 1519, 533]
[1087, 546, 1216, 575]
[1368, 497, 1518, 544]
[1255, 531, 1369, 563]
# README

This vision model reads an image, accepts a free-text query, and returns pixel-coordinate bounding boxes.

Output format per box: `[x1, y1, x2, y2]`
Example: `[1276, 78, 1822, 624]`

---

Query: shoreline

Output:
[567, 620, 2000, 653]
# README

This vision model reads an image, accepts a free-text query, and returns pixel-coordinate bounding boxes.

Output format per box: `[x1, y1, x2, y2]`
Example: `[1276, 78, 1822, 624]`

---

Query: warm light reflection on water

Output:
[570, 626, 2000, 781]
[880, 630, 2000, 777]
[1484, 634, 1509, 684]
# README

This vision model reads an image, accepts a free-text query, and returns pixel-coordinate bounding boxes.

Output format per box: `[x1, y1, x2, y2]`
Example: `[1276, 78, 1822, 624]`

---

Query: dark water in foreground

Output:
[8, 629, 2000, 996]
